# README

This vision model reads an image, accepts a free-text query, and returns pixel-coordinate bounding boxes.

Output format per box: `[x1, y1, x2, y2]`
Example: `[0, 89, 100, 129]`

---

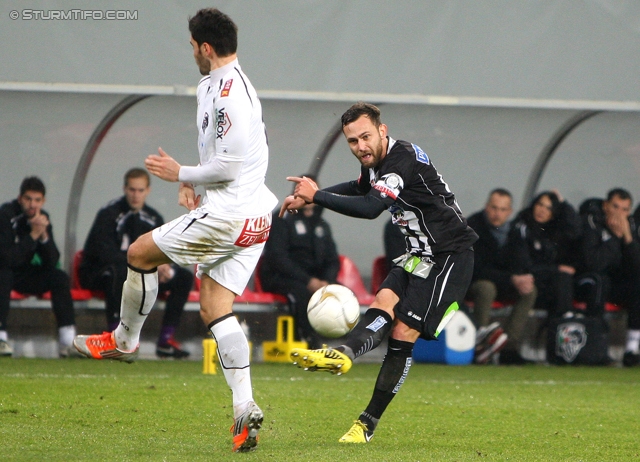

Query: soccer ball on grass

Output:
[307, 284, 360, 338]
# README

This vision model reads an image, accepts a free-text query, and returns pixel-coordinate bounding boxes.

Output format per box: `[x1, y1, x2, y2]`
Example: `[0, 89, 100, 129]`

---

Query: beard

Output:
[195, 55, 210, 75]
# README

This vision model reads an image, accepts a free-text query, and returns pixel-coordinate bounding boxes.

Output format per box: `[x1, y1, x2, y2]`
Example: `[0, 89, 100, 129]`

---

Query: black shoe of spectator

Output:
[497, 349, 530, 365]
[156, 337, 190, 359]
[622, 351, 640, 367]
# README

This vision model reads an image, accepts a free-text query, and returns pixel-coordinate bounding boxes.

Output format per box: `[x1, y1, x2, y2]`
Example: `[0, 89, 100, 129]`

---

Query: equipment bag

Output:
[546, 312, 609, 365]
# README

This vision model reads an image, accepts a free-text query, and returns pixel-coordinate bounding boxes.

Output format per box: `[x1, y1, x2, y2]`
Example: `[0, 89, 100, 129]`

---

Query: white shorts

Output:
[152, 208, 271, 295]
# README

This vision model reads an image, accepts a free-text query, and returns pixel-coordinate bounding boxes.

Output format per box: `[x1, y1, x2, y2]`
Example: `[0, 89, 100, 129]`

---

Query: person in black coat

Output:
[80, 168, 193, 358]
[576, 188, 640, 367]
[260, 178, 340, 347]
[0, 176, 77, 357]
[466, 188, 537, 364]
[511, 190, 582, 319]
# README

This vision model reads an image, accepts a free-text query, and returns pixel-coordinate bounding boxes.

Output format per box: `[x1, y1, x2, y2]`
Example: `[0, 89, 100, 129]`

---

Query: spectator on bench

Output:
[259, 175, 341, 349]
[79, 168, 193, 358]
[575, 188, 640, 367]
[466, 188, 537, 364]
[511, 189, 582, 320]
[0, 176, 78, 357]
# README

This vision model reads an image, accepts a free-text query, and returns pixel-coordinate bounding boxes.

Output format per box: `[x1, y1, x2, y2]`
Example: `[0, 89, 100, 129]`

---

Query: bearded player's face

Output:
[190, 37, 211, 75]
[343, 115, 388, 169]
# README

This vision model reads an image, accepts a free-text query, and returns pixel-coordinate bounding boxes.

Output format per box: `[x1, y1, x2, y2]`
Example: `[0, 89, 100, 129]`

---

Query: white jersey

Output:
[191, 58, 277, 219]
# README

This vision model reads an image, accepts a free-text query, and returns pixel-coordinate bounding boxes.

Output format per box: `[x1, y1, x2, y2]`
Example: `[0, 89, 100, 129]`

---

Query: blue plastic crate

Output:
[413, 311, 475, 365]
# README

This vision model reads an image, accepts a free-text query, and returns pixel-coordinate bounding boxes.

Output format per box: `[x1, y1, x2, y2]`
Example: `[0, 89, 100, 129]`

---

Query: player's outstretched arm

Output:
[145, 147, 181, 182]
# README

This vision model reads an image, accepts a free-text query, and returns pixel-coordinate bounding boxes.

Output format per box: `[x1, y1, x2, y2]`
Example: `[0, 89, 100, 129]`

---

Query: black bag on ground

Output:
[546, 313, 609, 365]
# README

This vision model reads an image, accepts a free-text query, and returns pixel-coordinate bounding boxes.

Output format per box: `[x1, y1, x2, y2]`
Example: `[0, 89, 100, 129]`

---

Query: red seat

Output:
[72, 250, 104, 299]
[370, 255, 389, 294]
[573, 300, 622, 313]
[337, 255, 375, 305]
[10, 290, 26, 300]
[10, 252, 92, 301]
[250, 257, 287, 303]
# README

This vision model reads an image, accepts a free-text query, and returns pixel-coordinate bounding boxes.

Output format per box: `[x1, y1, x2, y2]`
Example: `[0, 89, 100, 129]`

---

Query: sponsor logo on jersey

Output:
[220, 79, 233, 97]
[235, 214, 272, 247]
[216, 108, 232, 139]
[413, 143, 430, 164]
[373, 173, 403, 199]
[555, 322, 588, 363]
[407, 310, 423, 321]
[202, 112, 209, 133]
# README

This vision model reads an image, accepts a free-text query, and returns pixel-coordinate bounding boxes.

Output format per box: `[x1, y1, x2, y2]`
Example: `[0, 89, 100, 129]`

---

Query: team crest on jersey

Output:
[216, 108, 232, 139]
[389, 205, 408, 226]
[202, 112, 209, 133]
[413, 144, 430, 164]
[221, 79, 233, 97]
[374, 173, 403, 200]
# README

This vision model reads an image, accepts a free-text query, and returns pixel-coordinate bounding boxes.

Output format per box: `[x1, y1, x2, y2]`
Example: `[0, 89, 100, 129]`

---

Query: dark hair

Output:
[124, 168, 150, 187]
[19, 176, 45, 196]
[489, 188, 512, 200]
[531, 191, 561, 220]
[188, 8, 238, 56]
[607, 187, 632, 204]
[341, 102, 382, 128]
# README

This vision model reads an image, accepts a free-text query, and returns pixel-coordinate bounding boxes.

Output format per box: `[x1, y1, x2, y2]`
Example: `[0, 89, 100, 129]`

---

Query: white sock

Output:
[625, 329, 640, 353]
[0, 330, 7, 342]
[58, 325, 76, 348]
[210, 315, 253, 418]
[114, 267, 158, 351]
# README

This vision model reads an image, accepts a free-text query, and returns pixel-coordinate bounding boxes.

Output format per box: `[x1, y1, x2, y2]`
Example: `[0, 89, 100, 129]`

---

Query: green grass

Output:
[1, 358, 639, 461]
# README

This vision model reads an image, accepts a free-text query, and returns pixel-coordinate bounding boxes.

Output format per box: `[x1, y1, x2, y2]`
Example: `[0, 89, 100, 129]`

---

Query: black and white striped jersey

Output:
[357, 138, 477, 257]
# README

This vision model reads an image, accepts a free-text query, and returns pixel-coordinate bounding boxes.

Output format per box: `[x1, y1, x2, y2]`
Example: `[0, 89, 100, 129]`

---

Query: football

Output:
[307, 284, 361, 338]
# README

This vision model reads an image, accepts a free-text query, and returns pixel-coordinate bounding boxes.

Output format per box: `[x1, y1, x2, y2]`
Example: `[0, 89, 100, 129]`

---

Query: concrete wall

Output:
[2, 1, 640, 277]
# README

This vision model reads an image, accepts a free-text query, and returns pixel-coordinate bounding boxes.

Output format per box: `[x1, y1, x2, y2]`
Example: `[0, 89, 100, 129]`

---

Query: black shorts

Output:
[380, 249, 474, 340]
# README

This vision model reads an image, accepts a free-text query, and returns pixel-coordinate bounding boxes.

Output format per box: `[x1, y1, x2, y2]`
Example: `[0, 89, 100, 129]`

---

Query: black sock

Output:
[337, 308, 393, 360]
[358, 411, 379, 432]
[362, 337, 414, 425]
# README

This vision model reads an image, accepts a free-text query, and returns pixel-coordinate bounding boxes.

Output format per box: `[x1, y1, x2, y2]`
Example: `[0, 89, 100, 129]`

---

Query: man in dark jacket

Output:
[0, 176, 77, 357]
[260, 179, 340, 348]
[576, 188, 640, 367]
[80, 168, 193, 358]
[466, 188, 537, 364]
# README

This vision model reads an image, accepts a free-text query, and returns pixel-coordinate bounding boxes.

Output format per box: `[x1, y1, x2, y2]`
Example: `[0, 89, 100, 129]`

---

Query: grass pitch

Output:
[1, 358, 639, 461]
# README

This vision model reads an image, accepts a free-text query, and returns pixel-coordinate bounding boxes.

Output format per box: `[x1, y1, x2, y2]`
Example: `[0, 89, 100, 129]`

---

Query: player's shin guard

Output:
[114, 265, 158, 351]
[209, 314, 253, 418]
[339, 308, 393, 360]
[361, 337, 414, 429]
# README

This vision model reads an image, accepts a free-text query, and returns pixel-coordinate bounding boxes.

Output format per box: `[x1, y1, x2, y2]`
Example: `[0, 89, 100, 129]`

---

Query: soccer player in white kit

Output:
[74, 8, 277, 453]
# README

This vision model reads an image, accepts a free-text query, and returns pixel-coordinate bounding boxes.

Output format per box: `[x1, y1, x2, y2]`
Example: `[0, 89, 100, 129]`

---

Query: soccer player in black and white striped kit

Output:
[283, 102, 478, 443]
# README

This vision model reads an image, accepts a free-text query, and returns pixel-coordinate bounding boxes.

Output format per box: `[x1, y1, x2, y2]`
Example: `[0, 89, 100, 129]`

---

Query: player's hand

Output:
[286, 176, 318, 203]
[511, 273, 535, 295]
[178, 182, 201, 210]
[157, 263, 175, 284]
[307, 277, 328, 293]
[606, 214, 631, 242]
[551, 188, 564, 203]
[29, 213, 49, 241]
[145, 147, 181, 182]
[558, 264, 575, 275]
[279, 195, 307, 217]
